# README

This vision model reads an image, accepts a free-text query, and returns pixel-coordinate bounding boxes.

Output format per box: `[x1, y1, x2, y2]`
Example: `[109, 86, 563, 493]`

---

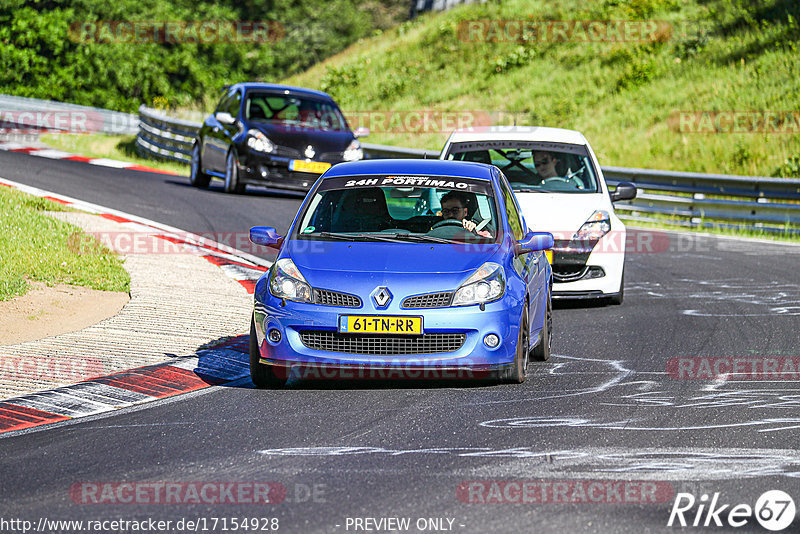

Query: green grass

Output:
[39, 133, 188, 175]
[0, 187, 130, 301]
[282, 0, 800, 178]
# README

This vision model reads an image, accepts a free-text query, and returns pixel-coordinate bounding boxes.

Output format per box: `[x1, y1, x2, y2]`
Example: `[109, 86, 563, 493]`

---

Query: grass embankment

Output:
[0, 187, 130, 300]
[39, 133, 188, 175]
[282, 0, 800, 178]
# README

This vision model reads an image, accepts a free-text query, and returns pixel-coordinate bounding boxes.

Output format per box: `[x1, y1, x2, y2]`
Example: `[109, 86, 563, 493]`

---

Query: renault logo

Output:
[371, 287, 392, 308]
[304, 145, 315, 159]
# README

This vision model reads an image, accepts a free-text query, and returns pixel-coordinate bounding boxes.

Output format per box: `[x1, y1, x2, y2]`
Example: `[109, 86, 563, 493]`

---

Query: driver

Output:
[439, 191, 492, 238]
[533, 151, 561, 180]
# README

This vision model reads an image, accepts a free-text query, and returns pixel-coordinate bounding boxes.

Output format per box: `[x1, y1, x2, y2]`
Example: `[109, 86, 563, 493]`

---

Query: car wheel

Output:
[503, 306, 529, 384]
[224, 150, 246, 194]
[608, 270, 624, 305]
[531, 294, 551, 361]
[249, 315, 286, 388]
[189, 142, 211, 188]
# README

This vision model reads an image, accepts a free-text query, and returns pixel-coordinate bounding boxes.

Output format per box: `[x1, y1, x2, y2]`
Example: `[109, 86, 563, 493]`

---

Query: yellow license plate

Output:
[339, 315, 423, 335]
[545, 250, 553, 264]
[289, 160, 331, 174]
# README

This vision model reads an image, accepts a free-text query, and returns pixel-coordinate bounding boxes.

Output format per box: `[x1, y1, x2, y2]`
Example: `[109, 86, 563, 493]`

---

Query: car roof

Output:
[324, 159, 496, 181]
[231, 82, 333, 101]
[445, 125, 588, 145]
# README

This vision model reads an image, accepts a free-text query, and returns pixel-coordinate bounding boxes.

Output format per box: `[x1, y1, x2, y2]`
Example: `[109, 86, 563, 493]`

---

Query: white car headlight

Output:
[269, 258, 312, 302]
[573, 210, 611, 241]
[246, 129, 275, 153]
[452, 262, 505, 307]
[342, 139, 363, 162]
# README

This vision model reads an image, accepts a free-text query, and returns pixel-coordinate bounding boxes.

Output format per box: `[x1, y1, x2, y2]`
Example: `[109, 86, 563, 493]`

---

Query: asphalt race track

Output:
[1, 150, 799, 533]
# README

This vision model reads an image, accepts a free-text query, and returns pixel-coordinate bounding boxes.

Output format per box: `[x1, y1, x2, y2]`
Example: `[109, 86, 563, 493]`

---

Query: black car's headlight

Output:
[452, 262, 505, 306]
[342, 139, 363, 161]
[269, 258, 312, 302]
[246, 129, 275, 153]
[573, 210, 611, 241]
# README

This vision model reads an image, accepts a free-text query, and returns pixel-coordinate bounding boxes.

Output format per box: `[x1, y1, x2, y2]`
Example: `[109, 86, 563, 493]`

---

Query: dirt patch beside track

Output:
[0, 282, 129, 345]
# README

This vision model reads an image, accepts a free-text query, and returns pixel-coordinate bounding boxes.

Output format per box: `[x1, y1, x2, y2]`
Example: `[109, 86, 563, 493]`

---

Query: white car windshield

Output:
[294, 175, 500, 244]
[446, 141, 599, 193]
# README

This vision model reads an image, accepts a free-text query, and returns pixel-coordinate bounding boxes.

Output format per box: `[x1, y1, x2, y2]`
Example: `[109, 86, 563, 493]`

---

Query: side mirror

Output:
[250, 226, 284, 249]
[611, 182, 637, 202]
[516, 231, 554, 255]
[215, 111, 236, 125]
[353, 126, 370, 138]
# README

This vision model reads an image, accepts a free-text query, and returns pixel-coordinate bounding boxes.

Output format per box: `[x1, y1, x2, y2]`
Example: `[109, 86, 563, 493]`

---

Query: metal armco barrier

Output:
[134, 105, 800, 234]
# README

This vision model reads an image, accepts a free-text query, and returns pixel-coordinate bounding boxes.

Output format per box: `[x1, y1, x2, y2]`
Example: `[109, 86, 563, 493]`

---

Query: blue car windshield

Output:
[245, 92, 348, 132]
[446, 141, 599, 193]
[294, 175, 501, 244]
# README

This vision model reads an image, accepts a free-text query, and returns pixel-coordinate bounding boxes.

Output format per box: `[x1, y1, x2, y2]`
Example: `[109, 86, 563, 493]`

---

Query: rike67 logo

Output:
[668, 490, 795, 531]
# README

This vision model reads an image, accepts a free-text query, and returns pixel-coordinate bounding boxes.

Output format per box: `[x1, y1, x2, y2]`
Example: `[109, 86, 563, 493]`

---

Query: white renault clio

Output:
[441, 126, 636, 304]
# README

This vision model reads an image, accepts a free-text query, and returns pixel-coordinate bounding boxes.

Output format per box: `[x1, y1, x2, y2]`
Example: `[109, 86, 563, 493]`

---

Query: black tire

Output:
[502, 306, 529, 384]
[608, 270, 624, 305]
[224, 150, 246, 194]
[249, 316, 286, 388]
[189, 142, 211, 188]
[531, 295, 552, 361]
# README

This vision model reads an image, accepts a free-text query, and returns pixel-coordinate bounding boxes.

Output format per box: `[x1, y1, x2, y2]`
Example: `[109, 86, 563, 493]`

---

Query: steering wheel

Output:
[431, 219, 467, 230]
[542, 175, 585, 189]
[431, 219, 466, 230]
[541, 176, 571, 184]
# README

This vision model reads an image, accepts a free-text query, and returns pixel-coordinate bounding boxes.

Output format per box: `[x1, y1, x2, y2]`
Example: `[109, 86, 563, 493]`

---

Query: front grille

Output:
[318, 151, 344, 161]
[553, 265, 589, 283]
[274, 146, 302, 158]
[313, 289, 362, 308]
[402, 291, 453, 309]
[299, 331, 466, 355]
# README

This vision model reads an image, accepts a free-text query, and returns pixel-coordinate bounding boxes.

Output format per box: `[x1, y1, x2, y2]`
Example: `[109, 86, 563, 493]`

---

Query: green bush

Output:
[0, 0, 408, 112]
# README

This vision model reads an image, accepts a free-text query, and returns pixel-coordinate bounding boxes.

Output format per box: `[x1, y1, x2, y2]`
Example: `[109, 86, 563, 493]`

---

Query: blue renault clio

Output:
[249, 159, 554, 386]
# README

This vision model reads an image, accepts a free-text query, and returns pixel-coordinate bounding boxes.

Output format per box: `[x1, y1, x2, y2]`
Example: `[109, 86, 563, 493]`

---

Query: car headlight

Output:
[451, 262, 505, 306]
[342, 139, 363, 161]
[269, 258, 312, 302]
[246, 129, 275, 153]
[573, 210, 611, 241]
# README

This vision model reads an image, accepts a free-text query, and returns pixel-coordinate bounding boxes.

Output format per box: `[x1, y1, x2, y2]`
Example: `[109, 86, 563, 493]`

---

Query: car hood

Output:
[248, 123, 354, 155]
[285, 240, 501, 296]
[515, 192, 612, 239]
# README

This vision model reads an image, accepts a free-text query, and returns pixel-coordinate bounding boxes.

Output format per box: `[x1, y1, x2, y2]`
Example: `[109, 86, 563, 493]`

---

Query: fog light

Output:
[484, 334, 500, 348]
[268, 329, 282, 343]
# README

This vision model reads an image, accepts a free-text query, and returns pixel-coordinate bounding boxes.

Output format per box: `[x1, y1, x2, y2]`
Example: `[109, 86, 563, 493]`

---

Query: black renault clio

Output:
[190, 83, 368, 193]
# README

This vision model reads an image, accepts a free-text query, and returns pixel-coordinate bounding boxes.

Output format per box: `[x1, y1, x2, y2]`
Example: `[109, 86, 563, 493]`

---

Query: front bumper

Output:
[252, 293, 523, 375]
[550, 235, 624, 297]
[239, 150, 339, 191]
